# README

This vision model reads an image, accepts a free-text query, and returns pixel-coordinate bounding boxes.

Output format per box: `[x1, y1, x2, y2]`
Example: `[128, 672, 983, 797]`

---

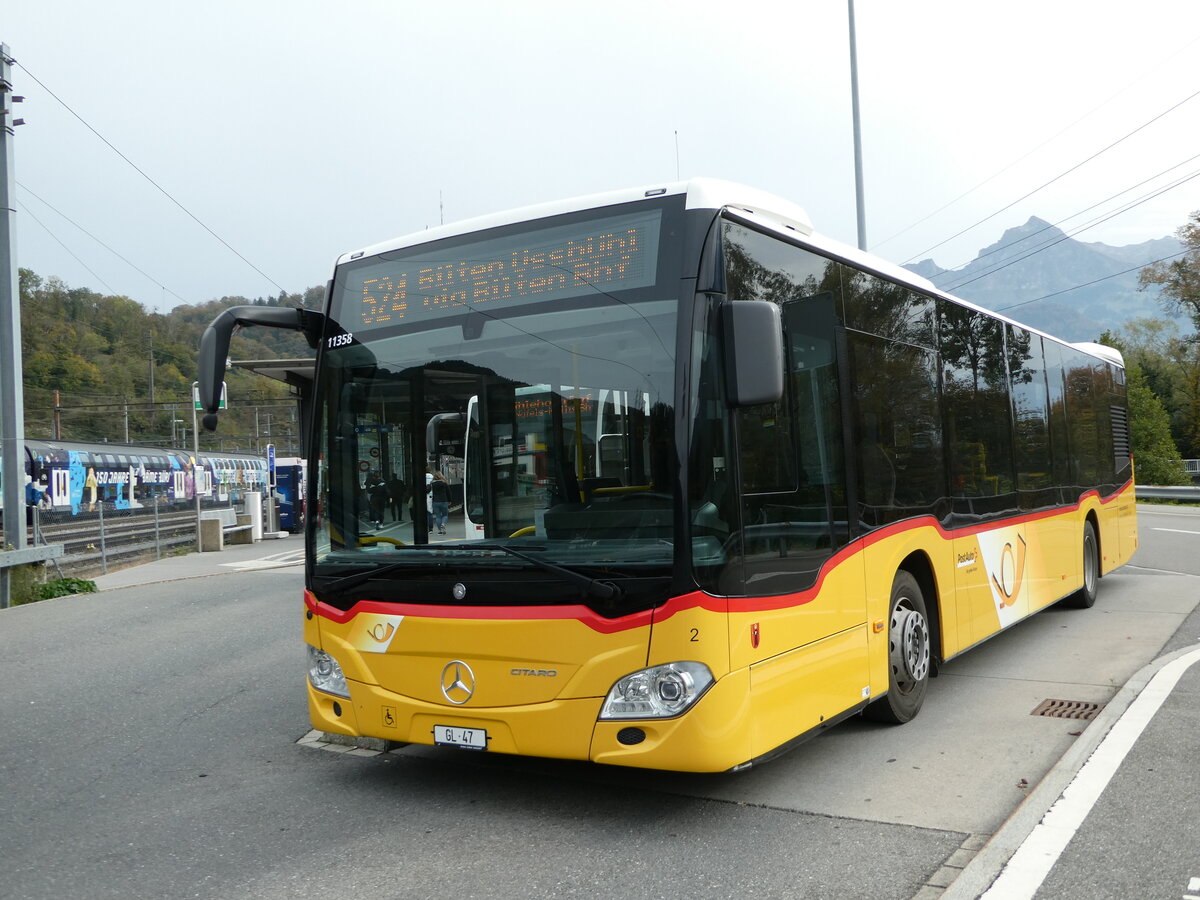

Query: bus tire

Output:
[864, 571, 930, 724]
[1068, 520, 1099, 609]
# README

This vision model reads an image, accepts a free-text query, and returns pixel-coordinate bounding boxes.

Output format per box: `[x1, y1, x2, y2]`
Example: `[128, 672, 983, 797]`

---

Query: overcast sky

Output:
[5, 0, 1200, 313]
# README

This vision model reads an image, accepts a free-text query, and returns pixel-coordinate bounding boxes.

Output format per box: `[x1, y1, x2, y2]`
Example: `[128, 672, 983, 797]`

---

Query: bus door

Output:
[464, 382, 556, 540]
[464, 383, 646, 541]
[426, 410, 468, 534]
[596, 389, 651, 488]
[463, 396, 488, 539]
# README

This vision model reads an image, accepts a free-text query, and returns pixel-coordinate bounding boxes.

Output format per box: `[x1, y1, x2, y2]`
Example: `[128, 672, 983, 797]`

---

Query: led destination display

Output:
[344, 209, 662, 330]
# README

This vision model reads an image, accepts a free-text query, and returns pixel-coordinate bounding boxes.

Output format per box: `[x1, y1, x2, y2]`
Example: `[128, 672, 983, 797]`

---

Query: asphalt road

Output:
[2, 504, 1197, 899]
[958, 503, 1200, 900]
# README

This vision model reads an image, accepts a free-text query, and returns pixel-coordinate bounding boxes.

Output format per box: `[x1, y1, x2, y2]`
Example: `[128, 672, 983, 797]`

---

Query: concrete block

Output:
[199, 517, 224, 552]
[226, 515, 255, 545]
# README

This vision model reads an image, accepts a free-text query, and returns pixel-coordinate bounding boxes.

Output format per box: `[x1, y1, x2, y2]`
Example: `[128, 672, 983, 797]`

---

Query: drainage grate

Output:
[1031, 698, 1104, 720]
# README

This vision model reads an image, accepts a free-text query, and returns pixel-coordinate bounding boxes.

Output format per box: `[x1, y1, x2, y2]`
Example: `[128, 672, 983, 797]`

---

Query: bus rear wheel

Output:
[864, 571, 930, 724]
[1067, 520, 1099, 609]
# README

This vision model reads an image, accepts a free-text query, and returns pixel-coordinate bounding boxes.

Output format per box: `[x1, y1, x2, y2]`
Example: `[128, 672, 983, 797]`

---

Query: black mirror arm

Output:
[197, 306, 325, 429]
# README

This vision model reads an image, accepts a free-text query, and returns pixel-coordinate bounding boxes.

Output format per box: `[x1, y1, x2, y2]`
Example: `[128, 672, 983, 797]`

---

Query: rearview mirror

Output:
[722, 300, 783, 406]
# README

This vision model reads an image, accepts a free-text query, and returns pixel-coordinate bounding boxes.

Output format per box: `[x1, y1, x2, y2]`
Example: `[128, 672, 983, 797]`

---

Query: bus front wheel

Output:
[864, 571, 930, 724]
[1067, 520, 1099, 609]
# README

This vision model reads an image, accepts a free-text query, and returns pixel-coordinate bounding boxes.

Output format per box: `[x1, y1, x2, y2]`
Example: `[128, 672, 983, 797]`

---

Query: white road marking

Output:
[1152, 528, 1200, 535]
[220, 550, 305, 571]
[982, 646, 1200, 900]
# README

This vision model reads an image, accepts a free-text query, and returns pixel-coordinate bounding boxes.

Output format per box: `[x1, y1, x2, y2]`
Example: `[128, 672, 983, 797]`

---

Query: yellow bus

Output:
[199, 179, 1137, 772]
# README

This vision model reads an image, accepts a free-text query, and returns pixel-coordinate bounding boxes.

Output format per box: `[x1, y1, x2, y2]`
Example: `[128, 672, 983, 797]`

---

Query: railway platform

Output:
[91, 534, 303, 591]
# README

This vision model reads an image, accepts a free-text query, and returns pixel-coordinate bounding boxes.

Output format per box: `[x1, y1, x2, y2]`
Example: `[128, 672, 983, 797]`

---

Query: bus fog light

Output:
[307, 645, 350, 698]
[600, 662, 713, 720]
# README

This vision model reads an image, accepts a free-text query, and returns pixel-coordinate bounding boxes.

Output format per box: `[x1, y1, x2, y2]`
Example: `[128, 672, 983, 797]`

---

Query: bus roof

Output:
[334, 178, 1123, 370]
[1071, 341, 1126, 367]
[335, 178, 812, 266]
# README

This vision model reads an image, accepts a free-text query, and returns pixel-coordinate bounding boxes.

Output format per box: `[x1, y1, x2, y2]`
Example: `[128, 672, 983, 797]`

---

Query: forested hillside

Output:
[19, 268, 321, 454]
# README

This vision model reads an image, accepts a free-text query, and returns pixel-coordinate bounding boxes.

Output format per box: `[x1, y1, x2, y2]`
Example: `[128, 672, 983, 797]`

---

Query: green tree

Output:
[1137, 212, 1200, 458]
[18, 268, 317, 451]
[1126, 363, 1189, 485]
[1110, 318, 1200, 458]
[1101, 330, 1190, 484]
[1140, 211, 1200, 330]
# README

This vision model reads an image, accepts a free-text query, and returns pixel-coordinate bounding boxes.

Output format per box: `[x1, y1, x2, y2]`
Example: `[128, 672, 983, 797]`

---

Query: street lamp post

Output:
[848, 0, 867, 251]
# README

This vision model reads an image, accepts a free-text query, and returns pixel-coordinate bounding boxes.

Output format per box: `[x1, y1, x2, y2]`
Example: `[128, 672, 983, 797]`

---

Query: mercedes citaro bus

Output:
[198, 179, 1136, 772]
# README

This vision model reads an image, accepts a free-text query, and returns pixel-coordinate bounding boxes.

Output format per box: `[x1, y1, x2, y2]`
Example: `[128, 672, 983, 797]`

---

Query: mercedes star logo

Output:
[440, 660, 476, 705]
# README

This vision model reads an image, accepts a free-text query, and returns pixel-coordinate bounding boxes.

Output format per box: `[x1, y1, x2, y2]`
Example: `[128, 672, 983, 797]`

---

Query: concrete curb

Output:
[939, 640, 1200, 899]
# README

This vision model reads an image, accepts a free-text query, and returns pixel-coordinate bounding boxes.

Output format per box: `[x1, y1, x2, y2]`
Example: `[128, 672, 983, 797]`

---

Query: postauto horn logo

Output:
[979, 530, 1028, 628]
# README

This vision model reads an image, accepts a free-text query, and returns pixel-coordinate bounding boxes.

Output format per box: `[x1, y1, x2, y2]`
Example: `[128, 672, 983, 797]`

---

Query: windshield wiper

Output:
[318, 560, 414, 594]
[316, 543, 623, 601]
[466, 543, 623, 601]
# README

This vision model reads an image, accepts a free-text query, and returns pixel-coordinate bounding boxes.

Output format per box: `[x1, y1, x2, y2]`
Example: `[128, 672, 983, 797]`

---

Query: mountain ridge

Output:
[904, 218, 1184, 342]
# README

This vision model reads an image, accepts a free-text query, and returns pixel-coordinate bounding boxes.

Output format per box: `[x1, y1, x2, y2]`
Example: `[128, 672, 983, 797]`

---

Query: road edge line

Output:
[940, 641, 1200, 900]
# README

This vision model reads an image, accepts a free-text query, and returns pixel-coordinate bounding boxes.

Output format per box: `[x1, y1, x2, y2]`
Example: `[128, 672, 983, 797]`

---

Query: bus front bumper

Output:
[307, 668, 753, 773]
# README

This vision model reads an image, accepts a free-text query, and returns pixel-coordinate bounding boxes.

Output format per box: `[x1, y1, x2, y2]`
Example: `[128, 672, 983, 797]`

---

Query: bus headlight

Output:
[599, 662, 714, 719]
[307, 645, 350, 698]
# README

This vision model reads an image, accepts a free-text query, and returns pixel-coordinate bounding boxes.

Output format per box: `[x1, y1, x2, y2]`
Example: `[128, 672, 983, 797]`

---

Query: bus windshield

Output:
[310, 199, 683, 609]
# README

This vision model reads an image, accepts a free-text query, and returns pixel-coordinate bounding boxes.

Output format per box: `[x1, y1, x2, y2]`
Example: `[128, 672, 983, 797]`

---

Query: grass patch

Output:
[35, 577, 98, 600]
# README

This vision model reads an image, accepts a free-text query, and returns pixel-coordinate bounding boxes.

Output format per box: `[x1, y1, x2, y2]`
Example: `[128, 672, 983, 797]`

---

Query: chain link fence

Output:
[28, 499, 232, 579]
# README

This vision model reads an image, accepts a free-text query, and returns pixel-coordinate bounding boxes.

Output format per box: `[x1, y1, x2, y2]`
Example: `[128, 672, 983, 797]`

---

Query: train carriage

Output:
[19, 440, 267, 514]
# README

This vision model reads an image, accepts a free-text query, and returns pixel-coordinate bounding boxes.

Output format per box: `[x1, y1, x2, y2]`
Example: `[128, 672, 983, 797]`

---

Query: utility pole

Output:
[0, 43, 27, 607]
[147, 331, 155, 433]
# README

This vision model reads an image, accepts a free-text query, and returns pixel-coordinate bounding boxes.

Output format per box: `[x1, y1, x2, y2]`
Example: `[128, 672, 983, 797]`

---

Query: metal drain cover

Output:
[1031, 698, 1104, 720]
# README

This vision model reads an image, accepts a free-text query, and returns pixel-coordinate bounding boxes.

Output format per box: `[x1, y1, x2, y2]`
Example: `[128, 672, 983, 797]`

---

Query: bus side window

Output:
[1009, 327, 1055, 510]
[939, 302, 1016, 517]
[845, 330, 945, 528]
[721, 220, 852, 595]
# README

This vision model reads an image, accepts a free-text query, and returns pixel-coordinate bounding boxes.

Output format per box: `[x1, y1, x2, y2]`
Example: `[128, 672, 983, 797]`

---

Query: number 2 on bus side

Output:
[433, 725, 488, 750]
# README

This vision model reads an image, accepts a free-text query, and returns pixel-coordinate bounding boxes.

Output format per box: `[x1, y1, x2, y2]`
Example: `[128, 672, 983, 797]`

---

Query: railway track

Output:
[30, 507, 210, 579]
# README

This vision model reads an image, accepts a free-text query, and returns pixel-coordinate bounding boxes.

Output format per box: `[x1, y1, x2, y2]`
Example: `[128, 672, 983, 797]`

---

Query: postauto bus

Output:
[197, 179, 1136, 772]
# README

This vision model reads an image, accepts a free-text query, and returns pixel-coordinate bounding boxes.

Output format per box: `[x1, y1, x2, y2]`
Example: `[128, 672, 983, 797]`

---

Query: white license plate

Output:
[433, 725, 488, 750]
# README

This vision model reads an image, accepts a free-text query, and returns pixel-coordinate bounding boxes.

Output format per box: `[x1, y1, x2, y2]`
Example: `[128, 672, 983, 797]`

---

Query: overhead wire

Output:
[872, 32, 1200, 256]
[902, 84, 1200, 266]
[17, 182, 192, 307]
[931, 149, 1200, 281]
[13, 58, 289, 297]
[994, 246, 1194, 313]
[937, 166, 1200, 294]
[18, 202, 118, 295]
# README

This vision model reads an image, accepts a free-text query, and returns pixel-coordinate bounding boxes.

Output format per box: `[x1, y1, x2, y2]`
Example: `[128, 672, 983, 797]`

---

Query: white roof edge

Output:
[1071, 341, 1126, 367]
[336, 178, 822, 265]
[684, 178, 815, 236]
[783, 228, 941, 293]
[329, 179, 1124, 369]
[336, 181, 689, 265]
[783, 228, 1125, 365]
